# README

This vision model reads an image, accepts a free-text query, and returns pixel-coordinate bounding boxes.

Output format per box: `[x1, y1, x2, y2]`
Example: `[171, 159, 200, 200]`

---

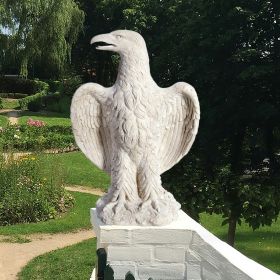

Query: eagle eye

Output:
[116, 35, 123, 40]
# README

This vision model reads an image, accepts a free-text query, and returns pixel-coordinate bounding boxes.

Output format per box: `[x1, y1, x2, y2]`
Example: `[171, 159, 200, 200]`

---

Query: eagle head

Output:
[90, 30, 147, 56]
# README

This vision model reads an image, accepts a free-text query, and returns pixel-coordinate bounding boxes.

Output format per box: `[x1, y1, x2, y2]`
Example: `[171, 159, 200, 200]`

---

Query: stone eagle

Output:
[70, 30, 200, 226]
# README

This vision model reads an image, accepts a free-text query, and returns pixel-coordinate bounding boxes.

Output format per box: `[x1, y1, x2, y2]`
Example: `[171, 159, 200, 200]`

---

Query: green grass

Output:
[200, 213, 280, 273]
[19, 238, 96, 280]
[2, 98, 20, 109]
[0, 192, 98, 236]
[18, 112, 71, 126]
[40, 152, 110, 190]
[0, 115, 8, 126]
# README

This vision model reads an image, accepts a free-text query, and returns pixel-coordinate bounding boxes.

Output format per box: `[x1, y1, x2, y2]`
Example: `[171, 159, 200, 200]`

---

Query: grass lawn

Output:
[40, 152, 110, 190]
[0, 115, 8, 126]
[1, 98, 20, 109]
[200, 213, 280, 273]
[19, 238, 96, 280]
[18, 111, 71, 126]
[0, 192, 98, 236]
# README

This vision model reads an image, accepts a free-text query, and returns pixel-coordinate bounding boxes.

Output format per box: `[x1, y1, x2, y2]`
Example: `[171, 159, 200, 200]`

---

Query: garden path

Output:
[0, 109, 20, 125]
[65, 185, 105, 196]
[0, 230, 94, 280]
[0, 185, 104, 280]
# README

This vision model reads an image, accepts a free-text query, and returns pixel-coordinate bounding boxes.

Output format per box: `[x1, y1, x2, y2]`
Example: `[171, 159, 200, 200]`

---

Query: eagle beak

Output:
[90, 33, 117, 51]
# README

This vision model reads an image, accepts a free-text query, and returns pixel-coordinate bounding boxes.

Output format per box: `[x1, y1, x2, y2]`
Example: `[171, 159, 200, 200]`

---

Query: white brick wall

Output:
[90, 209, 280, 280]
[154, 246, 185, 263]
[107, 246, 152, 262]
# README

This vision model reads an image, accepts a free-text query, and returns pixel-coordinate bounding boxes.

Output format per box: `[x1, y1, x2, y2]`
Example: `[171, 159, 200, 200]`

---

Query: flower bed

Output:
[0, 155, 74, 225]
[0, 124, 76, 151]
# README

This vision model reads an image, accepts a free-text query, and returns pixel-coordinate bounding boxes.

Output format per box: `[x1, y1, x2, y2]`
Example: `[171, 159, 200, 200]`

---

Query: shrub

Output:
[60, 76, 82, 96]
[0, 154, 74, 225]
[0, 98, 3, 109]
[27, 97, 43, 112]
[0, 124, 75, 151]
[46, 80, 62, 93]
[19, 81, 49, 110]
[0, 93, 28, 99]
[0, 77, 48, 95]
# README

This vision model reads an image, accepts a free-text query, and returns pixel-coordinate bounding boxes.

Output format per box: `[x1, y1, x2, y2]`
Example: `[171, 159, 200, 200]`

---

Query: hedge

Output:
[0, 77, 47, 94]
[19, 81, 49, 110]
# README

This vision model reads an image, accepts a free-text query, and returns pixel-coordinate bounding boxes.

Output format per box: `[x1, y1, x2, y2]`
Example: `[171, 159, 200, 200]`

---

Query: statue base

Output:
[96, 187, 181, 226]
[90, 208, 279, 280]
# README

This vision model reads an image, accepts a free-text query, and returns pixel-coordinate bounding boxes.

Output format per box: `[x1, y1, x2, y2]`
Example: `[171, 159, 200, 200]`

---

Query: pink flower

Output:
[27, 118, 46, 127]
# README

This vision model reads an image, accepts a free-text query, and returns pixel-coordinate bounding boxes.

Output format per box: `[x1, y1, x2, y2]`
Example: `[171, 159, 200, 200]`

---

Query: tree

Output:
[0, 0, 85, 78]
[70, 0, 280, 246]
[161, 0, 280, 246]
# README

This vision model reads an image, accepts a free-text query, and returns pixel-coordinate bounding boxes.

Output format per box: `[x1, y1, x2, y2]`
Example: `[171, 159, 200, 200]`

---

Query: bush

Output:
[27, 97, 43, 112]
[0, 98, 3, 109]
[0, 77, 48, 95]
[60, 76, 82, 96]
[0, 124, 75, 151]
[0, 93, 28, 99]
[46, 80, 62, 93]
[19, 81, 49, 110]
[0, 154, 74, 225]
[45, 95, 71, 114]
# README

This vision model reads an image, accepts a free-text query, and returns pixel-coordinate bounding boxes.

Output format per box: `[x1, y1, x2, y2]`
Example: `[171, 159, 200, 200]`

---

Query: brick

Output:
[186, 263, 201, 280]
[132, 229, 192, 245]
[100, 229, 131, 244]
[138, 264, 185, 279]
[154, 246, 185, 263]
[109, 263, 137, 280]
[107, 245, 152, 262]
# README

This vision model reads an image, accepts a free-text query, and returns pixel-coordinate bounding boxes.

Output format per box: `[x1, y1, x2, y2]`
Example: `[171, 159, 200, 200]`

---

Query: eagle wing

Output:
[70, 83, 112, 173]
[159, 82, 200, 174]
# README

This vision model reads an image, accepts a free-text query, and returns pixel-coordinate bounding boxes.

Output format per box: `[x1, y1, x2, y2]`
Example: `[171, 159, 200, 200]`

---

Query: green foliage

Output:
[27, 98, 42, 112]
[0, 77, 46, 94]
[18, 80, 49, 110]
[44, 94, 72, 114]
[1, 98, 19, 109]
[0, 154, 74, 226]
[0, 0, 85, 78]
[59, 76, 82, 96]
[0, 124, 75, 151]
[0, 97, 3, 109]
[0, 192, 98, 235]
[0, 93, 28, 99]
[46, 80, 62, 93]
[213, 166, 280, 230]
[0, 115, 8, 126]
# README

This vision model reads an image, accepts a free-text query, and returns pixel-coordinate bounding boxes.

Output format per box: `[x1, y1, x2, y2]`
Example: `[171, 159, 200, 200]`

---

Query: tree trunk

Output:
[227, 217, 237, 247]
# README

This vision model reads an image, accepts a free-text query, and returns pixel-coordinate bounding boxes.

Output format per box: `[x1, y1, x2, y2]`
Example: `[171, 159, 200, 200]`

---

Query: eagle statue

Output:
[70, 30, 200, 226]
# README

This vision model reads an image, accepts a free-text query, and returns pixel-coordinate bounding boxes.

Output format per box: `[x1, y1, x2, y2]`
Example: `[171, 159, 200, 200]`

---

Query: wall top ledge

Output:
[91, 208, 280, 280]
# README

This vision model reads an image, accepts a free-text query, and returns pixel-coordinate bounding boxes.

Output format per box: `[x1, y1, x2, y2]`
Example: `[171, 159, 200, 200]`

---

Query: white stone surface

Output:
[91, 208, 280, 280]
[71, 29, 200, 226]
